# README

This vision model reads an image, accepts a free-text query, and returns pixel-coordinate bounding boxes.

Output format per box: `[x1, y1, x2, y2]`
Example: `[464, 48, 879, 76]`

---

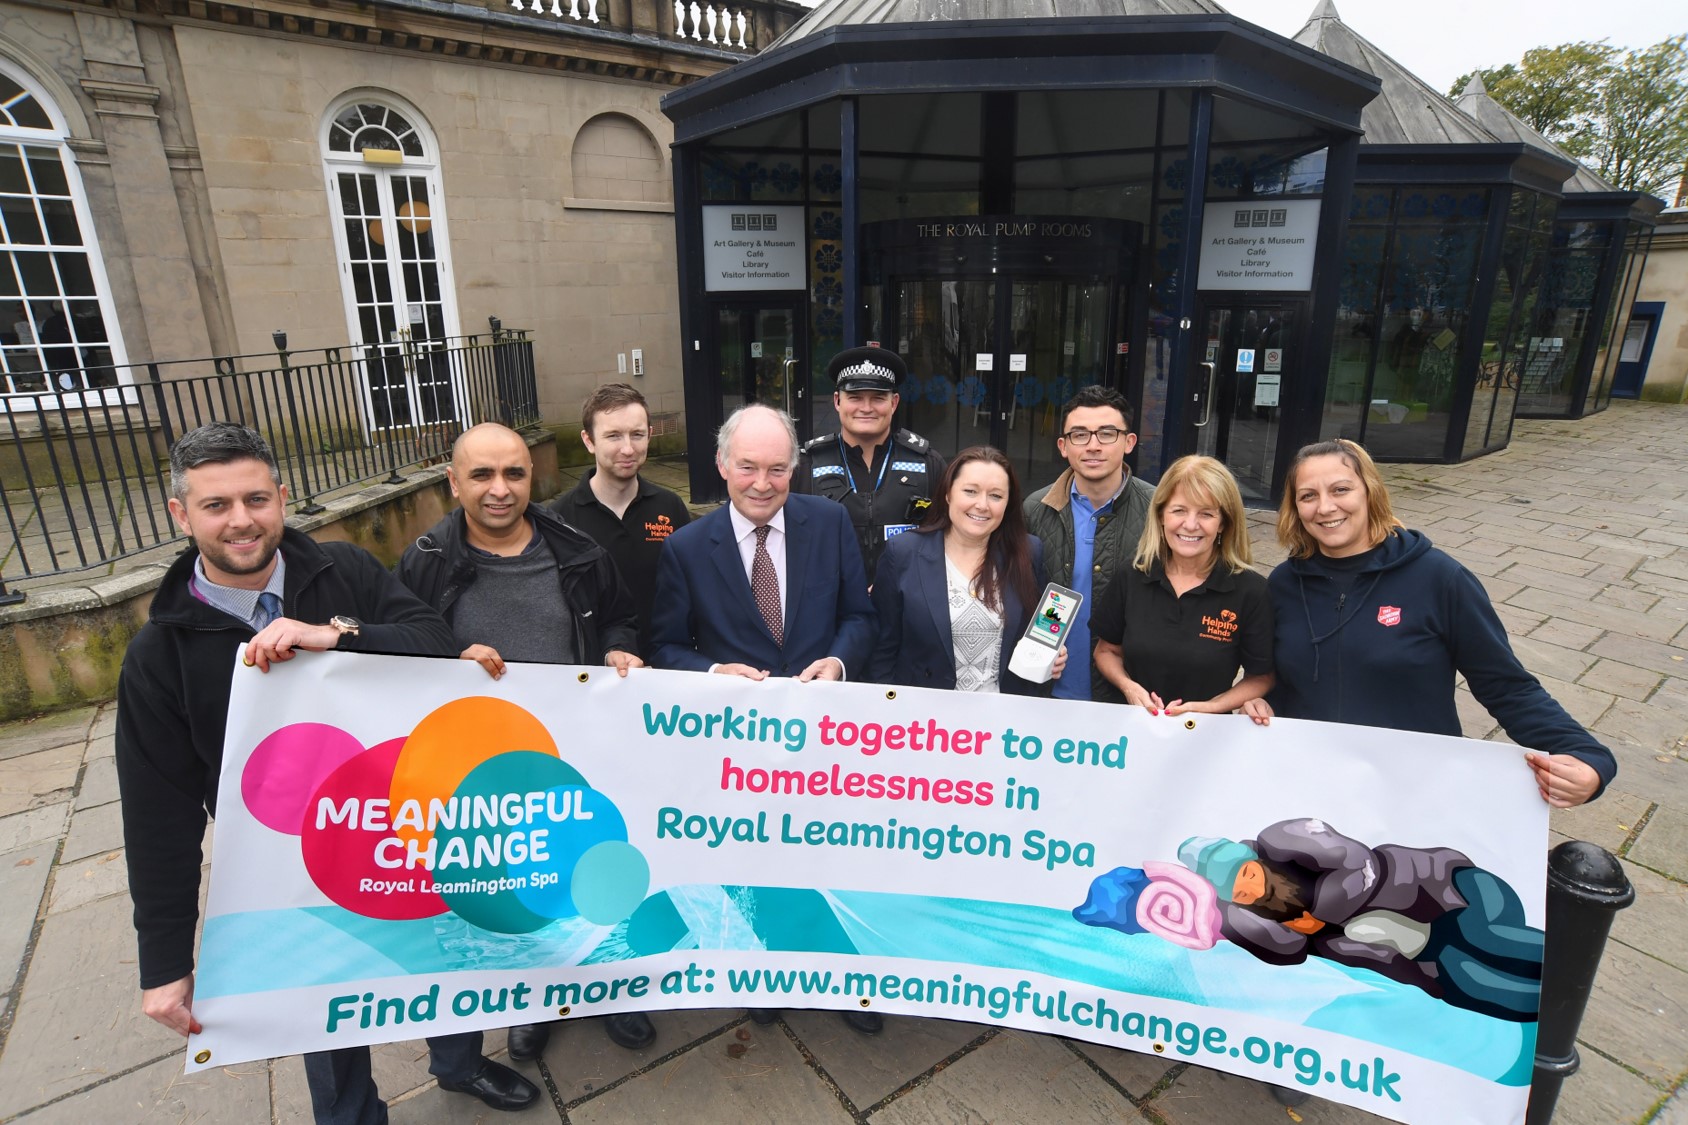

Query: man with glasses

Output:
[1023, 386, 1154, 704]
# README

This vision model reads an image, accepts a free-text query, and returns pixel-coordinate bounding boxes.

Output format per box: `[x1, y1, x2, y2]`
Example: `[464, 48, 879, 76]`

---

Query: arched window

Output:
[0, 59, 126, 398]
[320, 94, 460, 430]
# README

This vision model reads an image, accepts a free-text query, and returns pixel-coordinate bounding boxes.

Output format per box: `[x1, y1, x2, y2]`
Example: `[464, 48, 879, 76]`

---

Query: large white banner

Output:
[191, 654, 1548, 1124]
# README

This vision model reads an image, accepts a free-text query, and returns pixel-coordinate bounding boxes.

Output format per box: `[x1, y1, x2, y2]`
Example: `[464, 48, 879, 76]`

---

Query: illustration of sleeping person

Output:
[1073, 817, 1542, 1022]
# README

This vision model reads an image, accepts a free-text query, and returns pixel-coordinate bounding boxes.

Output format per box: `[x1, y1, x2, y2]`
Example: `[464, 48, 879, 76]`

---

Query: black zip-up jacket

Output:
[1266, 528, 1616, 797]
[116, 529, 458, 988]
[395, 504, 640, 662]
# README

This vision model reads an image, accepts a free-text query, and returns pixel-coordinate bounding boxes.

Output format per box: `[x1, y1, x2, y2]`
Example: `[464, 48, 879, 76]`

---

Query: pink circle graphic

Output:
[242, 722, 367, 835]
[301, 738, 447, 921]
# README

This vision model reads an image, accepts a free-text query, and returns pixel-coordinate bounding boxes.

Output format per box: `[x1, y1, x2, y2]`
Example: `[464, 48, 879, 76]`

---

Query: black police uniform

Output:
[797, 427, 946, 580]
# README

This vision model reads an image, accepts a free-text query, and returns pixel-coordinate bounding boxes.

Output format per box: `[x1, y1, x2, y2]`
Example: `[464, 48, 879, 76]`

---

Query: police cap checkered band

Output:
[827, 346, 907, 391]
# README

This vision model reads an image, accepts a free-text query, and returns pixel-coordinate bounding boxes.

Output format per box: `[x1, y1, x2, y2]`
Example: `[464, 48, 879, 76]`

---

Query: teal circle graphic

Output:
[509, 785, 629, 917]
[434, 751, 604, 934]
[571, 840, 651, 925]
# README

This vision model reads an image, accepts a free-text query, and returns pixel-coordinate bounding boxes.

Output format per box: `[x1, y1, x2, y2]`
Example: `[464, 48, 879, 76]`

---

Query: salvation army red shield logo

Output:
[1378, 605, 1402, 627]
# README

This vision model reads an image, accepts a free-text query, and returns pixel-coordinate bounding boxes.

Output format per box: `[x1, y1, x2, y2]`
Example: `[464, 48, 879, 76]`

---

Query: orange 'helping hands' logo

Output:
[1200, 608, 1239, 642]
[644, 513, 675, 543]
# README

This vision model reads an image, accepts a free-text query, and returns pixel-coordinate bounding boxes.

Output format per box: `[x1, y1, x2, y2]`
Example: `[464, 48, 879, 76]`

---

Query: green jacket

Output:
[1023, 467, 1156, 703]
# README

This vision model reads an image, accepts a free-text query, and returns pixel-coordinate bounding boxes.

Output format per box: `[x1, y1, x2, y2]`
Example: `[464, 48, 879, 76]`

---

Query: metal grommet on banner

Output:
[858, 998, 872, 1008]
[577, 672, 590, 683]
[1184, 719, 1196, 730]
[1152, 1043, 1165, 1053]
[885, 690, 896, 700]
[194, 1049, 211, 1064]
[558, 1005, 572, 1017]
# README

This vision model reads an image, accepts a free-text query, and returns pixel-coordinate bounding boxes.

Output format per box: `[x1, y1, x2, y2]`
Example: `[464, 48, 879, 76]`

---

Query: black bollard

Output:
[1527, 840, 1635, 1125]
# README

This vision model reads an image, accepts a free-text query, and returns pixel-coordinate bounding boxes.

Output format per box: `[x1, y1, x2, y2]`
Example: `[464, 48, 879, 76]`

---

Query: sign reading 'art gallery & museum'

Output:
[702, 205, 806, 291]
[1196, 199, 1322, 291]
[187, 655, 1550, 1124]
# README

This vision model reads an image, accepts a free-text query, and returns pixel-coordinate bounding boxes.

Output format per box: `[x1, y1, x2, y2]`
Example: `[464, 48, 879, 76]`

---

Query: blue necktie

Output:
[254, 592, 282, 631]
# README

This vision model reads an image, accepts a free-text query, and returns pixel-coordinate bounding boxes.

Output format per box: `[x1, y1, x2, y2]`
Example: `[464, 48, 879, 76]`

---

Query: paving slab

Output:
[567, 1019, 856, 1125]
[0, 894, 181, 1118]
[1580, 659, 1667, 701]
[1066, 1036, 1179, 1099]
[0, 801, 69, 855]
[60, 800, 123, 863]
[1629, 806, 1688, 883]
[782, 1010, 985, 1109]
[0, 744, 81, 818]
[1610, 860, 1688, 974]
[866, 1030, 1127, 1125]
[536, 1007, 738, 1103]
[73, 753, 118, 810]
[45, 847, 128, 914]
[10, 1054, 271, 1124]
[1550, 1043, 1665, 1125]
[1595, 701, 1688, 758]
[1551, 789, 1651, 856]
[1147, 1060, 1395, 1123]
[1577, 941, 1688, 1087]
[0, 707, 96, 763]
[1513, 637, 1601, 685]
[1530, 618, 1607, 652]
[0, 842, 53, 993]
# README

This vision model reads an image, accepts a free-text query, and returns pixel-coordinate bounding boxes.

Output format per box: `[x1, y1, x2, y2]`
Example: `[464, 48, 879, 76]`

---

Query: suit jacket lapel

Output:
[708, 510, 762, 632]
[917, 532, 953, 658]
[782, 500, 808, 648]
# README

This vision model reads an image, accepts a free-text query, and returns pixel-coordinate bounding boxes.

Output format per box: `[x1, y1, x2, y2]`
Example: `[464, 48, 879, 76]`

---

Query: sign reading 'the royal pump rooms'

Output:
[702, 205, 806, 292]
[1195, 199, 1321, 292]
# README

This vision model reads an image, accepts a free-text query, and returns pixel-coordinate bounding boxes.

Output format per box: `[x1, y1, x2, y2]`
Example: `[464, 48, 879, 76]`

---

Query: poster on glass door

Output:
[702, 205, 806, 291]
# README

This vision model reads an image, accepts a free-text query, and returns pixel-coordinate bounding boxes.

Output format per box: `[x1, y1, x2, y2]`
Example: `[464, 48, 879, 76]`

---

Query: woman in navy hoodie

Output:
[1254, 438, 1614, 808]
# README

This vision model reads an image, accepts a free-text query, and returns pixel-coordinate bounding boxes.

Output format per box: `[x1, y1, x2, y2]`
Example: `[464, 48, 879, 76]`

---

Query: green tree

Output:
[1452, 36, 1688, 197]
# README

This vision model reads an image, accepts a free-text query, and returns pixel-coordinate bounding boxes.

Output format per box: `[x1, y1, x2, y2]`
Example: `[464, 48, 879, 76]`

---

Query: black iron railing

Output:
[0, 324, 538, 602]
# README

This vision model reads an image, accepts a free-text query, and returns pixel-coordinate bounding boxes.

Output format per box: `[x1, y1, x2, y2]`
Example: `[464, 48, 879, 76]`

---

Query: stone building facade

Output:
[0, 0, 804, 432]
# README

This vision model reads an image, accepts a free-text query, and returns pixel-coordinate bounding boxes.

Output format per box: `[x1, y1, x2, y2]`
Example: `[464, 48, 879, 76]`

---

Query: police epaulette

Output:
[894, 428, 929, 452]
[802, 433, 834, 453]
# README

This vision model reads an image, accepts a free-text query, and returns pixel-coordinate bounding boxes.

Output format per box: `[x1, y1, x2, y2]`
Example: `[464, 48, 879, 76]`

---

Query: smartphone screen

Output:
[1023, 583, 1082, 651]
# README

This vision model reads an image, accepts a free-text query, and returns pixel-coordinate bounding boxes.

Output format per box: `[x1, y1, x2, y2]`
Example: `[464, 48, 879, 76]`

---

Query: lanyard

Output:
[839, 434, 891, 496]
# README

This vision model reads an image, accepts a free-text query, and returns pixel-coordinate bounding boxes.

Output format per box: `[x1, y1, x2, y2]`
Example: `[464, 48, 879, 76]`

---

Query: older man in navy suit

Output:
[651, 403, 874, 681]
[649, 402, 881, 1034]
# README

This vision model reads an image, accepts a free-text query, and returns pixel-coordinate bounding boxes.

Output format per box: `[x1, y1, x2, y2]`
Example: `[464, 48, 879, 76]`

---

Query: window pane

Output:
[15, 251, 57, 295]
[1, 198, 43, 244]
[40, 199, 80, 245]
[25, 148, 69, 196]
[54, 253, 93, 296]
[0, 146, 26, 194]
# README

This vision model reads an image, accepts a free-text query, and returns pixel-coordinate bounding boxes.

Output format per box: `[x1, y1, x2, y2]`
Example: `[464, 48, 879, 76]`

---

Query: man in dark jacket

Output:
[396, 422, 646, 1062]
[117, 423, 539, 1125]
[794, 345, 946, 581]
[1022, 386, 1155, 704]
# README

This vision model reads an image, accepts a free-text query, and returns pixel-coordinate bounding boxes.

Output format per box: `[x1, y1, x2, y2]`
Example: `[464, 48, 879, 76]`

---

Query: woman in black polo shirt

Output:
[1092, 455, 1273, 720]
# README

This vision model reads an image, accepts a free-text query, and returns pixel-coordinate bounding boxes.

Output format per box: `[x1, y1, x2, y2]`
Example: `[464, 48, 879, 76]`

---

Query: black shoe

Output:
[506, 1022, 550, 1063]
[604, 1011, 656, 1050]
[748, 1008, 779, 1025]
[1270, 1085, 1311, 1106]
[438, 1058, 540, 1112]
[841, 1010, 883, 1035]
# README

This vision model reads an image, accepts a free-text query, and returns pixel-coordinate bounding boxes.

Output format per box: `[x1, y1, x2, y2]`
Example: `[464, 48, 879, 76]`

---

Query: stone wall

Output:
[1637, 214, 1688, 403]
[168, 26, 685, 433]
[0, 431, 558, 721]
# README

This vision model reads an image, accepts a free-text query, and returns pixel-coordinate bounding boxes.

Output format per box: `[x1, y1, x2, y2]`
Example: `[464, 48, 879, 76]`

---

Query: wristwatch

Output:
[329, 615, 361, 638]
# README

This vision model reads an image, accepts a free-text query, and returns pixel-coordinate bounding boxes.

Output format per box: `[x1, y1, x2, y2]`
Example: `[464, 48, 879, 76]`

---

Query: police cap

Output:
[827, 346, 906, 394]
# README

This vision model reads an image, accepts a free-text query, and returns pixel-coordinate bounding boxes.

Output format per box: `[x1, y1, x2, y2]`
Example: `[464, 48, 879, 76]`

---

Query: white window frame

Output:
[0, 55, 131, 411]
[319, 91, 464, 432]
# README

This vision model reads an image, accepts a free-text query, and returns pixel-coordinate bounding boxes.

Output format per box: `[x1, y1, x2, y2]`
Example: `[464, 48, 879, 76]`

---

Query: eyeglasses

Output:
[1061, 426, 1126, 445]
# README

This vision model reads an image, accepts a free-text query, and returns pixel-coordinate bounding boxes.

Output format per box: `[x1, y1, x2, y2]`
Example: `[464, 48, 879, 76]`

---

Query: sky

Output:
[794, 1, 1685, 97]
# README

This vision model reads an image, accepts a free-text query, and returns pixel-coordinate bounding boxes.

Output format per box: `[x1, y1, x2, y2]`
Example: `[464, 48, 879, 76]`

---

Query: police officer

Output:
[796, 346, 946, 581]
